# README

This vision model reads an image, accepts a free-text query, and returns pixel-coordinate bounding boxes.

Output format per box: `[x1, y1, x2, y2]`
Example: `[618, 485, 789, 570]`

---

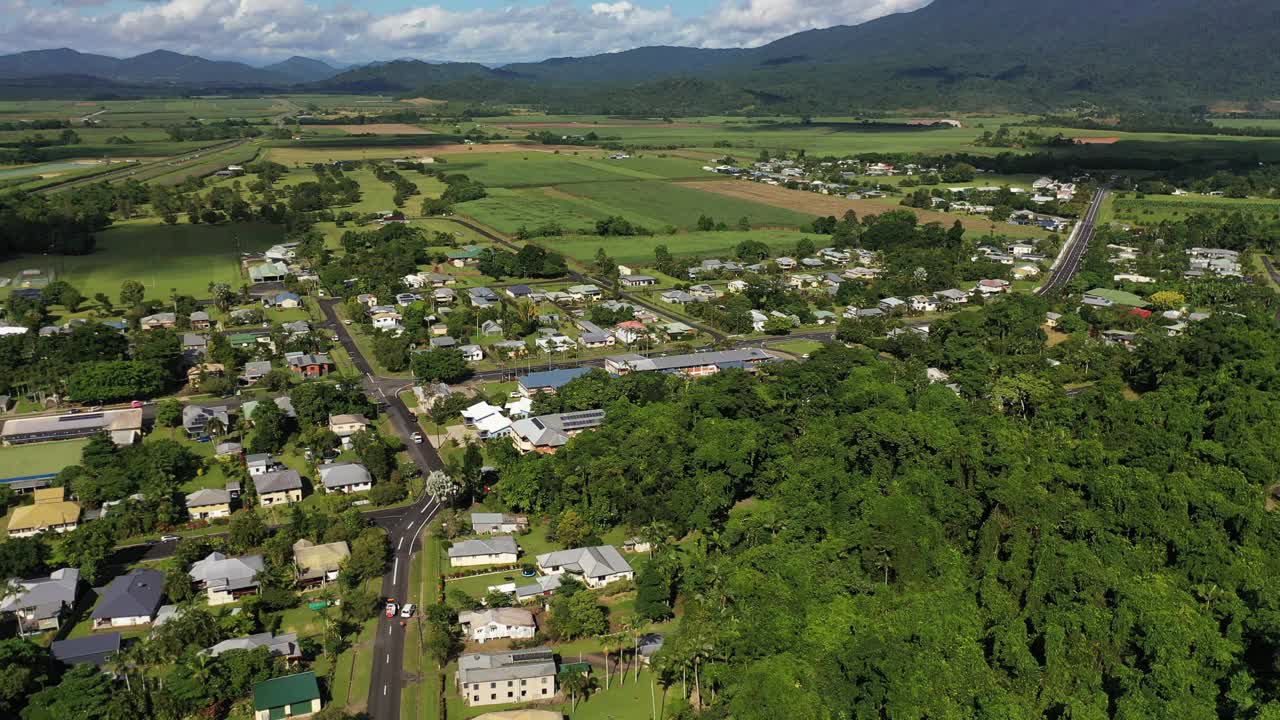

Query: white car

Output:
[411, 432, 423, 444]
[400, 603, 416, 618]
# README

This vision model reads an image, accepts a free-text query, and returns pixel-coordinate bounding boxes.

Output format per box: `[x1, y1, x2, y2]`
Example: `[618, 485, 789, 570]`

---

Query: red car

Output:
[130, 400, 144, 409]
[385, 601, 398, 618]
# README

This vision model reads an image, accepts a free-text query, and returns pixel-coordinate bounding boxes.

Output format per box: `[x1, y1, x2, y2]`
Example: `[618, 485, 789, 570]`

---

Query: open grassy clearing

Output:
[558, 179, 814, 229]
[263, 142, 548, 165]
[458, 187, 629, 234]
[436, 152, 658, 188]
[1107, 193, 1280, 225]
[0, 219, 282, 300]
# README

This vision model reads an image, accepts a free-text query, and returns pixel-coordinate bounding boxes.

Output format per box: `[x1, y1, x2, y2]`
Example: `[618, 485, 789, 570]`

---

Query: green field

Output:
[558, 179, 814, 229]
[0, 219, 283, 300]
[540, 229, 823, 264]
[1106, 193, 1280, 225]
[0, 439, 90, 480]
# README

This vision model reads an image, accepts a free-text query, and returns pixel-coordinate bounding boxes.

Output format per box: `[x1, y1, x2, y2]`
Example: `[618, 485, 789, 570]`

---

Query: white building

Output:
[459, 608, 537, 643]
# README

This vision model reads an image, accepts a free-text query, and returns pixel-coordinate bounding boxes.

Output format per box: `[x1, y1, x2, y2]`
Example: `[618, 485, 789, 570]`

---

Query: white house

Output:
[318, 463, 373, 494]
[909, 295, 939, 312]
[448, 536, 520, 568]
[459, 608, 537, 643]
[535, 546, 633, 589]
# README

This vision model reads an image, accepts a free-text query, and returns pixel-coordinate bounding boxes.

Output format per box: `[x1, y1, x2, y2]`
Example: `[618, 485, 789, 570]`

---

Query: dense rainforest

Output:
[485, 287, 1280, 719]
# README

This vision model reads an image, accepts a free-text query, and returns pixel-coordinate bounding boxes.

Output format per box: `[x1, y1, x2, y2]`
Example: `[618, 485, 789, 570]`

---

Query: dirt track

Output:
[498, 120, 705, 129]
[679, 180, 1033, 236]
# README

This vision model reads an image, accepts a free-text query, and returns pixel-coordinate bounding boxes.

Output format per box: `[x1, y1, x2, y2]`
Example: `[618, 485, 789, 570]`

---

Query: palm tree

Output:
[204, 416, 226, 439]
[640, 521, 673, 559]
[623, 612, 647, 683]
[559, 671, 597, 712]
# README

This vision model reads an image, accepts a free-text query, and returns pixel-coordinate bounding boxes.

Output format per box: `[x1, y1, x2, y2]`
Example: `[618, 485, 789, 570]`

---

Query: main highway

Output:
[1036, 189, 1107, 296]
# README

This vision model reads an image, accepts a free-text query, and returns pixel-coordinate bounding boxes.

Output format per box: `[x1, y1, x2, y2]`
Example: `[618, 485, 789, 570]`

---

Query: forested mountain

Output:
[306, 59, 494, 94]
[262, 56, 341, 83]
[0, 49, 289, 86]
[316, 0, 1280, 112]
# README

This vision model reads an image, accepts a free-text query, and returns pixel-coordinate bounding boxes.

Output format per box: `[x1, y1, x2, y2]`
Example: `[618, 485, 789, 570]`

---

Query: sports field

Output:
[0, 219, 283, 300]
[0, 439, 90, 480]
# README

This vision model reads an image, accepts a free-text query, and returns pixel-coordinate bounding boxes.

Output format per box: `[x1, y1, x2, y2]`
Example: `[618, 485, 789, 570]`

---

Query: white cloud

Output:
[0, 0, 934, 65]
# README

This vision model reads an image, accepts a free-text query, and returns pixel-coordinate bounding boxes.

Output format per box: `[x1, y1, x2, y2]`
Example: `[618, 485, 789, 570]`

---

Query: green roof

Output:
[1085, 288, 1148, 308]
[228, 333, 257, 345]
[253, 672, 319, 711]
[447, 245, 484, 260]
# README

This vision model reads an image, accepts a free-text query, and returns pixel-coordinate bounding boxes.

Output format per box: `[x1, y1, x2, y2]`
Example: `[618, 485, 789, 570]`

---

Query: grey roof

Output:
[448, 535, 519, 559]
[2, 408, 143, 440]
[286, 353, 331, 368]
[189, 552, 263, 592]
[243, 396, 296, 419]
[190, 311, 210, 322]
[255, 468, 302, 494]
[242, 360, 272, 376]
[430, 336, 457, 348]
[514, 574, 562, 598]
[182, 333, 208, 347]
[183, 404, 229, 431]
[510, 409, 605, 448]
[92, 568, 164, 621]
[609, 348, 773, 373]
[536, 545, 632, 580]
[457, 648, 557, 685]
[52, 632, 121, 667]
[318, 462, 372, 490]
[185, 488, 231, 507]
[245, 453, 274, 467]
[518, 367, 590, 392]
[0, 568, 79, 618]
[206, 632, 299, 658]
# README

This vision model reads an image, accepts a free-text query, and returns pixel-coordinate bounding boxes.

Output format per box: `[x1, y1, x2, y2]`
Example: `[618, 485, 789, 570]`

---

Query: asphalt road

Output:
[1036, 189, 1107, 296]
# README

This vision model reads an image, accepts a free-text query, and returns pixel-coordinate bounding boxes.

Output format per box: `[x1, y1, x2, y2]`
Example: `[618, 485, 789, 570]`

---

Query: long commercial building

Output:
[1, 408, 143, 446]
[604, 348, 776, 377]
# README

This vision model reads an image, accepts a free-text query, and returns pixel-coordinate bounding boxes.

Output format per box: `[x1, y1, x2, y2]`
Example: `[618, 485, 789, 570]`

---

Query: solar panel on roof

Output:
[59, 412, 103, 423]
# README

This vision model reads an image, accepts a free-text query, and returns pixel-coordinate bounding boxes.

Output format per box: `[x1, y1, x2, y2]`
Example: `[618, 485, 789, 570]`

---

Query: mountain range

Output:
[0, 0, 1277, 111]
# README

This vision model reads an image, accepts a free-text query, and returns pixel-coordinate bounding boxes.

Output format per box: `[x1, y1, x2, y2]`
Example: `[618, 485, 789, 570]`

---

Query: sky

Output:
[0, 0, 933, 66]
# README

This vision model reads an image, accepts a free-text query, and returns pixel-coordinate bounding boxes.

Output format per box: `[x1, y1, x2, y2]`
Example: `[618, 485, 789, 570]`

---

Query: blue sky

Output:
[0, 0, 932, 65]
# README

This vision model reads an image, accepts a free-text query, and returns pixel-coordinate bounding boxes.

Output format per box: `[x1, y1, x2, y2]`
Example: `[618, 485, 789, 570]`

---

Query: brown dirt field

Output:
[678, 180, 1037, 236]
[333, 123, 434, 135]
[401, 97, 445, 106]
[1072, 136, 1120, 145]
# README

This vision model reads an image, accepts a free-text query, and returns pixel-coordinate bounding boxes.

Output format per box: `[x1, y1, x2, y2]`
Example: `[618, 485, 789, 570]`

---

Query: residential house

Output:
[470, 513, 529, 534]
[372, 312, 402, 331]
[90, 568, 164, 629]
[800, 257, 825, 269]
[566, 284, 601, 302]
[509, 409, 606, 454]
[241, 361, 272, 384]
[356, 294, 378, 308]
[1082, 288, 1146, 308]
[255, 469, 303, 506]
[249, 261, 289, 284]
[188, 552, 264, 605]
[1045, 312, 1063, 328]
[0, 567, 80, 633]
[252, 672, 322, 720]
[6, 487, 81, 538]
[534, 334, 574, 354]
[468, 287, 500, 305]
[977, 279, 1011, 295]
[182, 332, 209, 356]
[535, 546, 633, 588]
[1013, 265, 1041, 280]
[813, 310, 837, 325]
[504, 285, 533, 300]
[292, 540, 350, 588]
[319, 463, 373, 494]
[517, 367, 591, 397]
[246, 453, 277, 476]
[207, 632, 300, 660]
[242, 396, 296, 422]
[910, 295, 939, 313]
[185, 488, 232, 520]
[448, 536, 520, 568]
[727, 279, 749, 293]
[844, 266, 881, 280]
[434, 287, 457, 304]
[1114, 273, 1155, 284]
[481, 320, 504, 336]
[329, 414, 370, 448]
[934, 289, 969, 305]
[660, 290, 696, 305]
[663, 322, 696, 340]
[187, 363, 224, 389]
[775, 256, 797, 270]
[140, 312, 177, 330]
[879, 297, 906, 314]
[688, 284, 719, 300]
[267, 292, 301, 309]
[459, 608, 537, 643]
[456, 648, 557, 707]
[286, 353, 332, 378]
[395, 292, 419, 307]
[505, 397, 533, 419]
[1101, 329, 1140, 350]
[430, 336, 458, 350]
[613, 321, 648, 345]
[620, 275, 657, 288]
[461, 344, 485, 362]
[215, 441, 243, 459]
[491, 340, 529, 357]
[51, 633, 121, 668]
[448, 246, 484, 267]
[189, 311, 212, 330]
[749, 309, 768, 332]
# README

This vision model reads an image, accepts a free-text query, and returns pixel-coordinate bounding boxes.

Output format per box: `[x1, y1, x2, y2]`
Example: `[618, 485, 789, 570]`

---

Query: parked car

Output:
[411, 432, 423, 444]
[400, 603, 415, 618]
[384, 601, 398, 618]
[159, 535, 181, 543]
[130, 400, 144, 408]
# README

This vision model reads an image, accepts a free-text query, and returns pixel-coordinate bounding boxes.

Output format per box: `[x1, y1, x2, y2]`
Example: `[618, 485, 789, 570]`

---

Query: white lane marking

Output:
[419, 504, 429, 514]
[406, 521, 415, 532]
[392, 557, 399, 585]
[397, 537, 404, 551]
[386, 653, 390, 664]
[387, 625, 392, 636]
[383, 685, 387, 696]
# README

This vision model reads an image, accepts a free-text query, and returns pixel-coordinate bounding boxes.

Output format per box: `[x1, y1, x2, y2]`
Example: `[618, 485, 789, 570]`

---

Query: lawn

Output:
[767, 339, 826, 357]
[539, 229, 824, 264]
[0, 219, 283, 301]
[0, 438, 89, 481]
[447, 667, 667, 720]
[433, 152, 650, 188]
[556, 179, 814, 229]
